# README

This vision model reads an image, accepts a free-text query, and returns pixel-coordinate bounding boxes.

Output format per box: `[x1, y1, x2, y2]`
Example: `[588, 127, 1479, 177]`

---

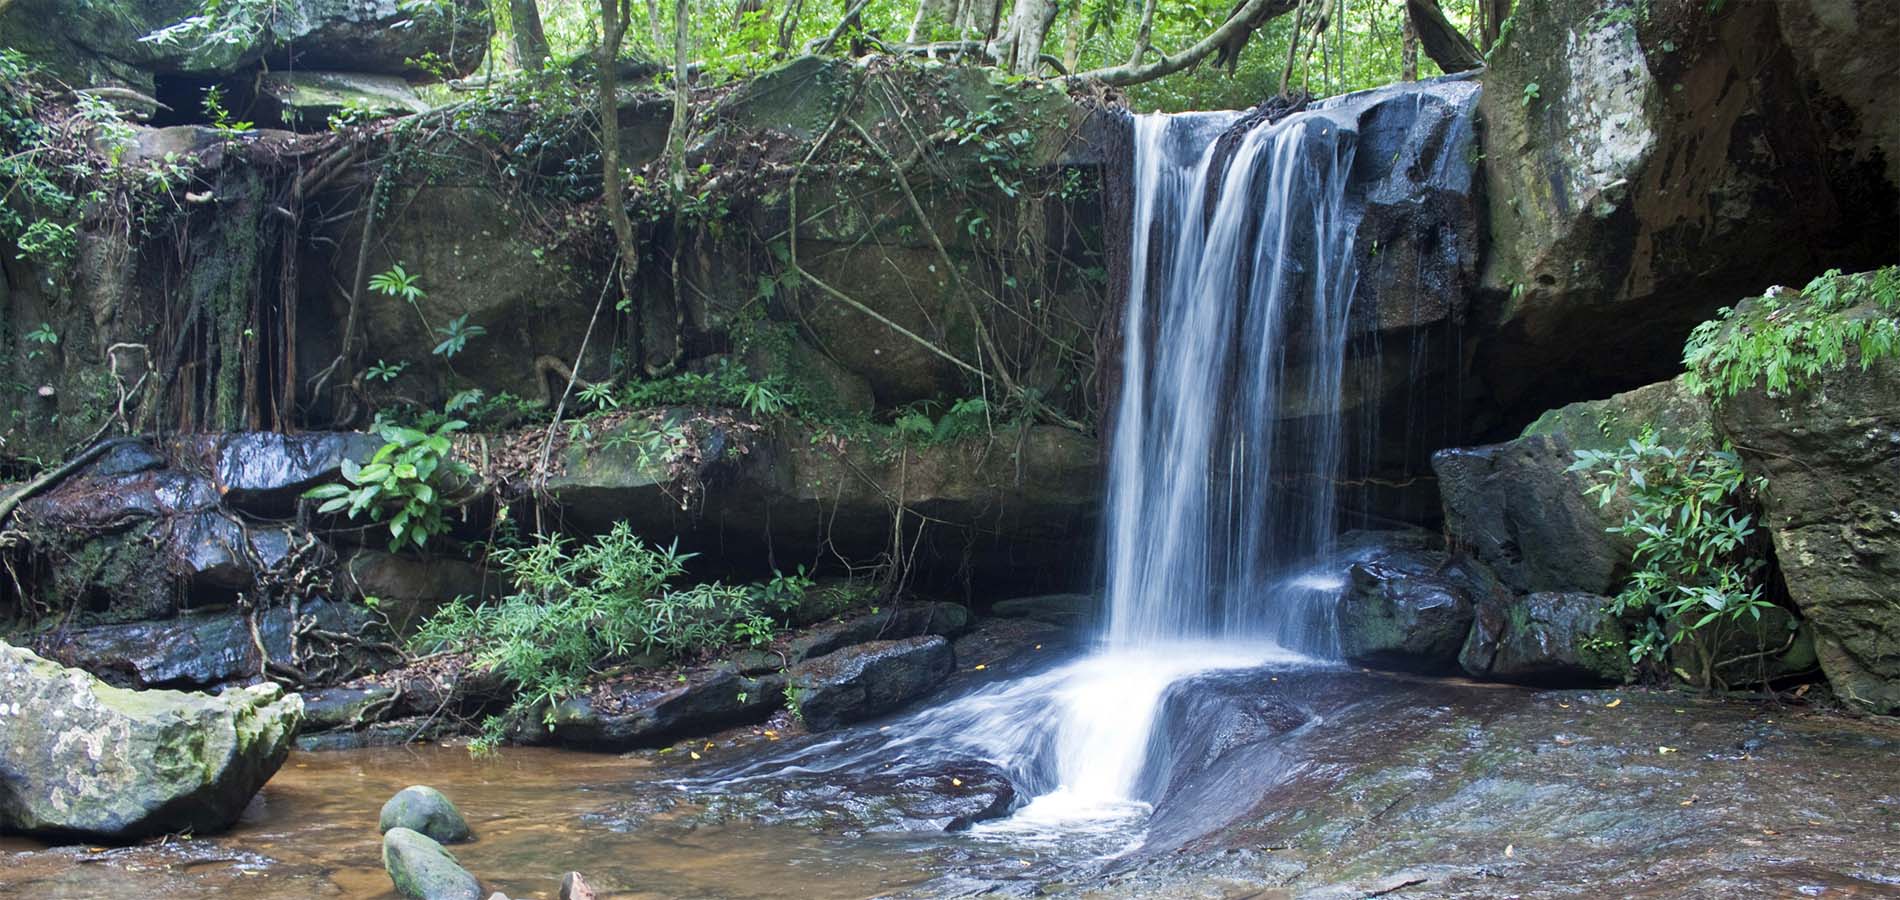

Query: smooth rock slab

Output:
[383, 827, 482, 900]
[380, 785, 472, 844]
[789, 635, 954, 731]
[0, 642, 301, 841]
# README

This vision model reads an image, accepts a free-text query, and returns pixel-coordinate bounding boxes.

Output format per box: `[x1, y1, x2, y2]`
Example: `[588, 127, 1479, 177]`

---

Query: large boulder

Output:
[1475, 0, 1900, 421]
[0, 642, 301, 840]
[789, 635, 954, 732]
[1435, 376, 1714, 596]
[1459, 591, 1632, 685]
[1338, 542, 1500, 673]
[1716, 311, 1900, 713]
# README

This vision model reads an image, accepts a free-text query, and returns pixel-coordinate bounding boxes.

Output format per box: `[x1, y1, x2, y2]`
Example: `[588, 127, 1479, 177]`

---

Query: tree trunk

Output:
[597, 0, 642, 369]
[998, 0, 1059, 74]
[1400, 6, 1418, 80]
[1404, 0, 1483, 73]
[909, 0, 956, 41]
[509, 0, 550, 71]
[1480, 0, 1510, 50]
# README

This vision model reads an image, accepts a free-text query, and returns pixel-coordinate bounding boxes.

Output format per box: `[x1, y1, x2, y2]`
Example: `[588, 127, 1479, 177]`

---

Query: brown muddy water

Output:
[0, 744, 1000, 899]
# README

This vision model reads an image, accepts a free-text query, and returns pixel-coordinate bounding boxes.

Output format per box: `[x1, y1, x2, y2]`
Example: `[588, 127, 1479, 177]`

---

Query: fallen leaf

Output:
[1034, 644, 1042, 650]
[1505, 844, 1515, 858]
[690, 751, 701, 760]
[974, 664, 987, 671]
[1658, 746, 1677, 754]
[951, 778, 963, 787]
[1606, 698, 1622, 708]
[1558, 703, 1571, 709]
[1763, 829, 1779, 836]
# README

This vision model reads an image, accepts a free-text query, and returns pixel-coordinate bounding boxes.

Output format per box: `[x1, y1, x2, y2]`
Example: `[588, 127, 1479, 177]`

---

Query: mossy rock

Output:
[382, 827, 482, 900]
[379, 785, 472, 844]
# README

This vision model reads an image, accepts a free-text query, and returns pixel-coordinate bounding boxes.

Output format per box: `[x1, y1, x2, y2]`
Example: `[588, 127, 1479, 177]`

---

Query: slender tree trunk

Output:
[1061, 0, 1083, 72]
[509, 0, 550, 71]
[1480, 0, 1509, 50]
[656, 0, 689, 375]
[1400, 9, 1418, 81]
[1126, 0, 1159, 65]
[1404, 0, 1483, 73]
[998, 0, 1059, 73]
[597, 0, 641, 369]
[909, 0, 955, 42]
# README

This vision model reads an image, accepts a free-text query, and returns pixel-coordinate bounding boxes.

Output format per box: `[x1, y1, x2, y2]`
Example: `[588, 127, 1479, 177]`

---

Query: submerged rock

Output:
[0, 642, 301, 841]
[383, 826, 482, 900]
[701, 763, 1017, 834]
[1459, 591, 1632, 685]
[790, 602, 972, 662]
[380, 786, 472, 844]
[988, 593, 1095, 628]
[789, 635, 954, 731]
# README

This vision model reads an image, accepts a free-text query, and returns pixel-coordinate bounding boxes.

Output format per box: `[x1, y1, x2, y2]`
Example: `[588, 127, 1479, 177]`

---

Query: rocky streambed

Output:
[4, 665, 1896, 899]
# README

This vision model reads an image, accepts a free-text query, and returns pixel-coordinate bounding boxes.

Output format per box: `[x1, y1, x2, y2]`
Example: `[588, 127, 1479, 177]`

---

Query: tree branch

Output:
[1068, 0, 1297, 87]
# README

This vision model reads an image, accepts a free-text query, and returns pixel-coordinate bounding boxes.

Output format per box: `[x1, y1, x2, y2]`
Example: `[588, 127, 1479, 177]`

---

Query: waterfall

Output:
[711, 80, 1484, 843]
[1105, 109, 1360, 653]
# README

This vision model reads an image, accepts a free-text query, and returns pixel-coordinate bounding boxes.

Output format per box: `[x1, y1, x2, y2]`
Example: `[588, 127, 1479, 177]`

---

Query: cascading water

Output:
[708, 81, 1486, 845]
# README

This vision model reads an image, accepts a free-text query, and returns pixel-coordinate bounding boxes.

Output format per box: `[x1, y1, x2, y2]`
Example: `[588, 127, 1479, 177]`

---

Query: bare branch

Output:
[1068, 0, 1296, 88]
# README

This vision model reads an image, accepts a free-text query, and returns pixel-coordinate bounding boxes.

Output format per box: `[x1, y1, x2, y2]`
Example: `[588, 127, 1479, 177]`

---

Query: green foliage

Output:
[1572, 431, 1774, 682]
[412, 522, 804, 747]
[894, 396, 996, 445]
[431, 314, 486, 359]
[23, 323, 58, 360]
[366, 359, 409, 382]
[303, 419, 469, 551]
[1683, 267, 1900, 400]
[201, 86, 254, 134]
[370, 263, 428, 303]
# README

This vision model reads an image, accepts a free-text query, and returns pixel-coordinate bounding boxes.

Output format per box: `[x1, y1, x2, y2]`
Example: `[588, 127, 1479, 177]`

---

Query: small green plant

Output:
[369, 263, 426, 303]
[23, 323, 57, 360]
[577, 381, 619, 410]
[201, 86, 253, 135]
[412, 522, 784, 750]
[431, 314, 485, 359]
[303, 419, 468, 551]
[1521, 82, 1542, 107]
[1572, 431, 1774, 688]
[365, 359, 408, 382]
[782, 681, 806, 723]
[1684, 267, 1900, 400]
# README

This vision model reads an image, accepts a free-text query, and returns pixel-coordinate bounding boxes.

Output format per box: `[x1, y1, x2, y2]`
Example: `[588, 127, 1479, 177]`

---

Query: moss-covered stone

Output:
[379, 785, 472, 844]
[382, 826, 482, 900]
[1460, 591, 1632, 685]
[0, 641, 302, 840]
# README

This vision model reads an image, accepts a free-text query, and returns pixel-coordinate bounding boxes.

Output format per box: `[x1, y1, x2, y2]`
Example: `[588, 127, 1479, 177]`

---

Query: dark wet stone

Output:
[178, 431, 381, 515]
[538, 668, 786, 751]
[39, 598, 385, 690]
[298, 684, 400, 732]
[334, 548, 493, 635]
[39, 599, 384, 689]
[950, 616, 1070, 680]
[789, 602, 972, 662]
[1337, 541, 1501, 674]
[988, 593, 1094, 628]
[383, 827, 481, 900]
[294, 715, 466, 752]
[380, 786, 472, 844]
[1433, 436, 1631, 596]
[1460, 591, 1632, 686]
[790, 635, 954, 732]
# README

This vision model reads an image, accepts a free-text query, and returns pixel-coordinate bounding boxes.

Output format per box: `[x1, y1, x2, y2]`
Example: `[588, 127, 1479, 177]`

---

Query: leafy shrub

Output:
[412, 523, 805, 750]
[1684, 266, 1900, 400]
[1572, 431, 1775, 687]
[304, 419, 468, 551]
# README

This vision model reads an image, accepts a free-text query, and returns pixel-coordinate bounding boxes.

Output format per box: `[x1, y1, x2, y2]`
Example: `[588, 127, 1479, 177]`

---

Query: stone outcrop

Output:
[1717, 316, 1900, 713]
[1475, 0, 1900, 422]
[788, 635, 954, 731]
[534, 668, 787, 752]
[1337, 540, 1499, 673]
[0, 642, 301, 840]
[1460, 591, 1631, 685]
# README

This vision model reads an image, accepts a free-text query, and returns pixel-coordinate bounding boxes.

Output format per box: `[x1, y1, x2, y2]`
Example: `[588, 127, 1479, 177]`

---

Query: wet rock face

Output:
[790, 602, 972, 662]
[174, 431, 381, 516]
[0, 641, 301, 841]
[1460, 591, 1632, 685]
[790, 636, 955, 732]
[382, 826, 482, 900]
[1476, 0, 1900, 419]
[1433, 436, 1629, 596]
[1337, 542, 1499, 673]
[1717, 344, 1900, 714]
[37, 599, 386, 689]
[535, 668, 787, 752]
